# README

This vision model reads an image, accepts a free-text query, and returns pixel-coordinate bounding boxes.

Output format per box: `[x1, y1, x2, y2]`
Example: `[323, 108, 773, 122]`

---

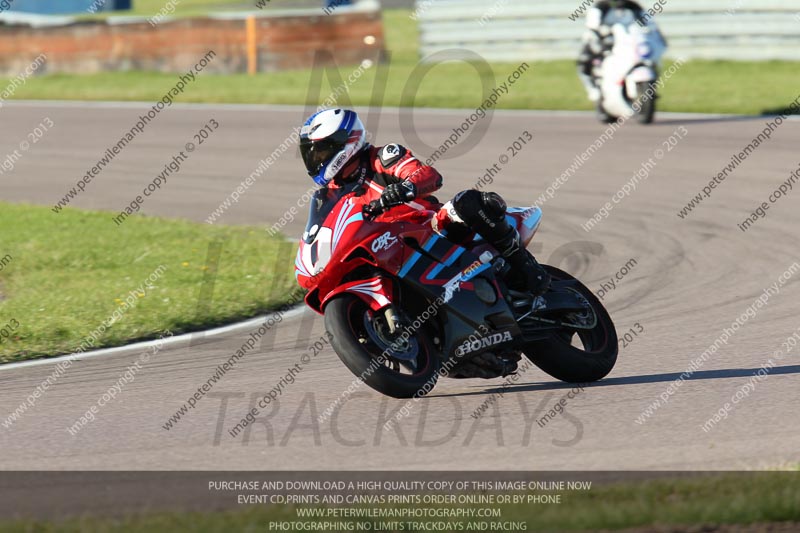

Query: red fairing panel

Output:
[320, 276, 394, 313]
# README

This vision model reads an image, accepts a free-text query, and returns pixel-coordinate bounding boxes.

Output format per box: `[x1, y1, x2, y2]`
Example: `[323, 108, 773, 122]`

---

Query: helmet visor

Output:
[300, 129, 349, 178]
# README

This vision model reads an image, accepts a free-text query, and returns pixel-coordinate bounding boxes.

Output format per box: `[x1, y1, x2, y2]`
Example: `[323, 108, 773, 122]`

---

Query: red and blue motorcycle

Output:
[296, 180, 618, 398]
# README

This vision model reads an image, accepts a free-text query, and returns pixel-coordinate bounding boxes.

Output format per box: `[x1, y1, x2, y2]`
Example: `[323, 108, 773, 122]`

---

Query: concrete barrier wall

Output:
[416, 0, 800, 62]
[0, 7, 385, 75]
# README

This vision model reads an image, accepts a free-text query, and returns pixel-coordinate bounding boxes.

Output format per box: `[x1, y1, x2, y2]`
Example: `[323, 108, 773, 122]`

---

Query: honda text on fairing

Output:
[295, 182, 619, 398]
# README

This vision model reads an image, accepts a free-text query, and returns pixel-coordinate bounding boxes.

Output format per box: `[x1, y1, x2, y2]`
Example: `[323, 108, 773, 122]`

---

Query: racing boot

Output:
[578, 70, 600, 103]
[577, 49, 601, 102]
[493, 225, 551, 296]
[452, 190, 551, 296]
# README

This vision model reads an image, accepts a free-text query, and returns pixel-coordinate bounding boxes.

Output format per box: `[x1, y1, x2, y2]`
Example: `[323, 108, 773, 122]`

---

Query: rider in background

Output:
[298, 108, 550, 295]
[576, 0, 667, 102]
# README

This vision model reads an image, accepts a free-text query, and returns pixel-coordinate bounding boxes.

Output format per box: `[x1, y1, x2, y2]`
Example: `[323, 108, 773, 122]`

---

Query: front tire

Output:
[324, 295, 441, 399]
[596, 101, 617, 124]
[522, 266, 618, 383]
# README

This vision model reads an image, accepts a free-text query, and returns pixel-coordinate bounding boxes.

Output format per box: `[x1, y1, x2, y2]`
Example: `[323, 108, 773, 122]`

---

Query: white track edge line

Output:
[0, 305, 307, 372]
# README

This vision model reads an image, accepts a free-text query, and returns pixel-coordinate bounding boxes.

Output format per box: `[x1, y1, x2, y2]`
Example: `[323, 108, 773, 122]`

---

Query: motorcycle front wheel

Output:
[325, 294, 441, 399]
[636, 81, 657, 124]
[522, 266, 618, 383]
[596, 101, 618, 124]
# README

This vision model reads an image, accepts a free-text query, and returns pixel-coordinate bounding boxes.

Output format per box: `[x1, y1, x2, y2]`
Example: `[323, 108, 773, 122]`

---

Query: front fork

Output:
[383, 305, 402, 334]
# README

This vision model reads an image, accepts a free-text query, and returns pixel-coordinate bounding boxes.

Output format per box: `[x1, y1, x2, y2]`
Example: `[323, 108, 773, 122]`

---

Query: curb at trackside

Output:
[0, 305, 307, 372]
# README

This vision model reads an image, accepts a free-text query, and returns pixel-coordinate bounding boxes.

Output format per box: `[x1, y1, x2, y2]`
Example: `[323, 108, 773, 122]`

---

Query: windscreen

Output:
[302, 180, 363, 244]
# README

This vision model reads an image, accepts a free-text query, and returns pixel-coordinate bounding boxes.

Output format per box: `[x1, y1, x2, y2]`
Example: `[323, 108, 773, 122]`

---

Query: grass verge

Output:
[0, 202, 296, 363]
[0, 472, 797, 532]
[4, 10, 800, 115]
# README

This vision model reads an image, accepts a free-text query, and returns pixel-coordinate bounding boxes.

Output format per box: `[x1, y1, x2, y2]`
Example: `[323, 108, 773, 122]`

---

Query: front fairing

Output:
[296, 181, 364, 287]
[610, 23, 665, 68]
[295, 180, 424, 294]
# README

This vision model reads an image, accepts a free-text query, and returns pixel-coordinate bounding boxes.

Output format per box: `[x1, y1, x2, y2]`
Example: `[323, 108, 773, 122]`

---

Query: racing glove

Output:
[380, 181, 417, 208]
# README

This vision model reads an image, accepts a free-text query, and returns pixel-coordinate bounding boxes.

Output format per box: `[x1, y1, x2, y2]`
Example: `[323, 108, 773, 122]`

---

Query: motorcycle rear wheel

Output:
[325, 294, 441, 399]
[522, 266, 618, 383]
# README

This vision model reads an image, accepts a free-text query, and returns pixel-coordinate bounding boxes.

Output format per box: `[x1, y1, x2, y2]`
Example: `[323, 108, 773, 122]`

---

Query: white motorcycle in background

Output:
[594, 22, 667, 124]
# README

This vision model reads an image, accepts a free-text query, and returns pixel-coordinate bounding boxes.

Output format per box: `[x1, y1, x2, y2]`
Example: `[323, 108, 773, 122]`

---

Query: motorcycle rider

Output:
[298, 108, 550, 295]
[576, 0, 664, 102]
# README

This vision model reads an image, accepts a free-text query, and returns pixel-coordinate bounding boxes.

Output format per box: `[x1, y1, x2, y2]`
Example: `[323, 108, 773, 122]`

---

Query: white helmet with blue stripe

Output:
[300, 109, 366, 187]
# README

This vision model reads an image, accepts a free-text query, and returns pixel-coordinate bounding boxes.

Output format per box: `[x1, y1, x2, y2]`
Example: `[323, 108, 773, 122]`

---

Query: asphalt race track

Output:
[1, 101, 799, 476]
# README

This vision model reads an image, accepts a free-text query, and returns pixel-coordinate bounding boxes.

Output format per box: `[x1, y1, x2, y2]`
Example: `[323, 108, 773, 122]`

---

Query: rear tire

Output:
[522, 266, 618, 383]
[636, 81, 656, 124]
[325, 295, 440, 399]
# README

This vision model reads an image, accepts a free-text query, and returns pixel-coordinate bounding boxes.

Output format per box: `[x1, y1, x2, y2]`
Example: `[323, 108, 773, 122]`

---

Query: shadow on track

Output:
[431, 364, 800, 398]
[654, 115, 769, 127]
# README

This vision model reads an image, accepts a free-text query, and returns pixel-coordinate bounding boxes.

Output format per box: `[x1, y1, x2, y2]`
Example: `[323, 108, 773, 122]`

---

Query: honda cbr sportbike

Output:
[296, 181, 618, 398]
[595, 21, 666, 124]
